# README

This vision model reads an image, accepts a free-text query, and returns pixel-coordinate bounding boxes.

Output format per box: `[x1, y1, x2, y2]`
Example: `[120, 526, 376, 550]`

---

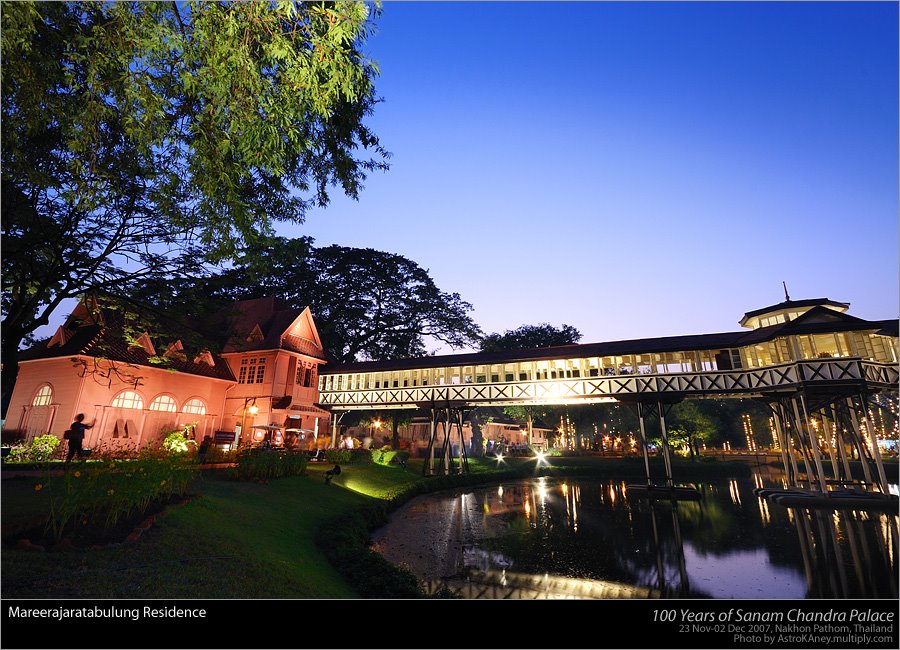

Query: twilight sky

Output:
[281, 1, 899, 352]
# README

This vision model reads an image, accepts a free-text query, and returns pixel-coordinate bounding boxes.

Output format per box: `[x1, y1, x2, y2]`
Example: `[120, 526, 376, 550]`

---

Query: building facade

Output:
[5, 297, 330, 450]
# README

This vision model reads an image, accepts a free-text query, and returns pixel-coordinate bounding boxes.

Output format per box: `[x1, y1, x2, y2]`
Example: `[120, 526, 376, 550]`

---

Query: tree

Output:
[2, 2, 387, 399]
[477, 322, 582, 446]
[480, 323, 582, 353]
[161, 237, 483, 363]
[666, 401, 716, 459]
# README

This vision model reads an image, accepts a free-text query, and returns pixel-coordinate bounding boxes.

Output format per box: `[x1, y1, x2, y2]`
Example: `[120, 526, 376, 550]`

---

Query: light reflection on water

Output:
[371, 469, 899, 599]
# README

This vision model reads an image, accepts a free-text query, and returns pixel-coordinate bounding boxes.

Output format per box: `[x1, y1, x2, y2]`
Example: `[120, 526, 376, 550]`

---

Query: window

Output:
[32, 385, 52, 406]
[112, 391, 144, 410]
[296, 365, 316, 387]
[149, 395, 177, 412]
[182, 398, 207, 415]
[239, 357, 267, 384]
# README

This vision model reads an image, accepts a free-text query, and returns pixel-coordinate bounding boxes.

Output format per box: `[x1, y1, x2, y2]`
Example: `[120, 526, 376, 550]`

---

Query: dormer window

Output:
[130, 332, 156, 356]
[47, 326, 73, 348]
[164, 340, 187, 361]
[246, 324, 265, 343]
[194, 350, 215, 367]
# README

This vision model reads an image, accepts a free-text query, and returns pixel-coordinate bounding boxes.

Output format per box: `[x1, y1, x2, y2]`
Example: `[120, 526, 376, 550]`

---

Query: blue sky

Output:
[283, 1, 899, 350]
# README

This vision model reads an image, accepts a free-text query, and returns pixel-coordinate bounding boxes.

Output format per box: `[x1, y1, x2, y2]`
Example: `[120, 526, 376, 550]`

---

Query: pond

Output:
[371, 469, 899, 599]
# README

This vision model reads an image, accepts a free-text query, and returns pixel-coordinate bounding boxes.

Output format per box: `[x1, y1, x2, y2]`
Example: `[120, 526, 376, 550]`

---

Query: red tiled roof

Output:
[20, 301, 236, 381]
[220, 298, 325, 359]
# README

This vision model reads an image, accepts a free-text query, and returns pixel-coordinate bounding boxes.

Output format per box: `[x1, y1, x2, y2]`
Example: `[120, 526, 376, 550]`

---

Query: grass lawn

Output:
[7, 454, 882, 598]
[2, 463, 422, 598]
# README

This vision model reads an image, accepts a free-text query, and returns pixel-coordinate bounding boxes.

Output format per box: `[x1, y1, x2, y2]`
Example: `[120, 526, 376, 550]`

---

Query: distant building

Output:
[342, 407, 553, 453]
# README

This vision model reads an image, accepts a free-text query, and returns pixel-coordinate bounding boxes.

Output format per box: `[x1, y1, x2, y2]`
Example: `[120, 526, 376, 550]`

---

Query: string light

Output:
[742, 414, 757, 452]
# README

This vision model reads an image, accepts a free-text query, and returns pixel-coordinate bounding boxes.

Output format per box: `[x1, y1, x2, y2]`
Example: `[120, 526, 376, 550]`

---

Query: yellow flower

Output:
[107, 489, 115, 495]
[34, 483, 43, 491]
[160, 479, 167, 486]
[74, 471, 81, 478]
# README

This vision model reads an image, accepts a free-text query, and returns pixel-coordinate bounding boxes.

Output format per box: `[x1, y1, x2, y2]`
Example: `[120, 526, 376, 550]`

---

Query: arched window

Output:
[182, 398, 207, 415]
[32, 385, 53, 406]
[111, 390, 144, 410]
[149, 395, 177, 412]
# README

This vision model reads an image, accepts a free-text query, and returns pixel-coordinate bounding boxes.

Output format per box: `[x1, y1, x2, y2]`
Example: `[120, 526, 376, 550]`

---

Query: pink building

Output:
[5, 296, 330, 451]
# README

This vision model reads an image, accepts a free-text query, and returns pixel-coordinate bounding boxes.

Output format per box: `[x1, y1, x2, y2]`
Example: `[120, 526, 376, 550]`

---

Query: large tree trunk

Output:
[391, 416, 400, 450]
[1, 337, 22, 418]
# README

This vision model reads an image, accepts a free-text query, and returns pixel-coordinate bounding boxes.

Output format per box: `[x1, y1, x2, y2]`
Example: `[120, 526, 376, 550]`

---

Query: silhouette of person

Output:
[66, 413, 93, 462]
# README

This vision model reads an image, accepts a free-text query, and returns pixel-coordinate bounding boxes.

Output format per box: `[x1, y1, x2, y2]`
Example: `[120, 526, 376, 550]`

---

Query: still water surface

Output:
[372, 469, 899, 599]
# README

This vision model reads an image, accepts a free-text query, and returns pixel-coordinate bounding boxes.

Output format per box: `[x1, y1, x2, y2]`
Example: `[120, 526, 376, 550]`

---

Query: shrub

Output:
[371, 449, 410, 466]
[316, 506, 424, 598]
[348, 448, 373, 465]
[4, 435, 61, 463]
[325, 449, 352, 464]
[201, 446, 234, 464]
[324, 448, 371, 465]
[233, 447, 307, 481]
[162, 428, 198, 455]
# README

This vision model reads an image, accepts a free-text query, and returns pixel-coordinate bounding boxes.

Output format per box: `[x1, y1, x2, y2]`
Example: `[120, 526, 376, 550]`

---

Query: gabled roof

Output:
[221, 299, 325, 359]
[738, 306, 895, 344]
[20, 300, 235, 381]
[739, 298, 849, 327]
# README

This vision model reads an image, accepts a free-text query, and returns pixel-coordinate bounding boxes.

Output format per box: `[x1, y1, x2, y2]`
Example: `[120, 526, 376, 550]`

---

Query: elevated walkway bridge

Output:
[318, 297, 898, 498]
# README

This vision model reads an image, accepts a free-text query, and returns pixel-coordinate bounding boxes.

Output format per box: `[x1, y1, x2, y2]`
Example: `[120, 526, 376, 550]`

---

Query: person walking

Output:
[65, 413, 93, 462]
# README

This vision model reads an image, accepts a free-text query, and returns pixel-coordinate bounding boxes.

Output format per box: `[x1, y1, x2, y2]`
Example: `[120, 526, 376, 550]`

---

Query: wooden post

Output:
[771, 404, 793, 484]
[457, 409, 469, 473]
[424, 408, 437, 477]
[845, 398, 875, 488]
[776, 402, 802, 487]
[819, 410, 841, 483]
[831, 405, 855, 485]
[657, 401, 674, 487]
[796, 395, 828, 493]
[857, 393, 889, 494]
[636, 402, 652, 486]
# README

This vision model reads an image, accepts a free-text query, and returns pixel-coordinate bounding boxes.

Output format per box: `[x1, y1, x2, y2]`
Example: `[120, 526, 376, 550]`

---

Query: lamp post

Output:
[239, 397, 258, 449]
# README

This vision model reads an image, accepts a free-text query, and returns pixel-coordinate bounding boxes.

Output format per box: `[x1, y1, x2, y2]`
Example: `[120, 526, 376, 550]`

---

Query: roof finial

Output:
[782, 281, 791, 302]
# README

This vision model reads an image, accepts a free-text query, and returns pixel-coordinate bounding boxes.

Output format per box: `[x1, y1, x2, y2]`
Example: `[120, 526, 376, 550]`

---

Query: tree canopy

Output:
[480, 322, 582, 443]
[480, 323, 582, 352]
[1, 1, 387, 396]
[148, 236, 483, 363]
[665, 401, 717, 458]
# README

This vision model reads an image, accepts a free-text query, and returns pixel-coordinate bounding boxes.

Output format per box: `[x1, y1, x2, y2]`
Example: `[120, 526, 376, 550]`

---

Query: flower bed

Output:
[38, 449, 199, 543]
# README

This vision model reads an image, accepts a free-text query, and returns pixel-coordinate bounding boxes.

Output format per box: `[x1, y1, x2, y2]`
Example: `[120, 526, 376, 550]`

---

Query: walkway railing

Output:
[319, 358, 898, 410]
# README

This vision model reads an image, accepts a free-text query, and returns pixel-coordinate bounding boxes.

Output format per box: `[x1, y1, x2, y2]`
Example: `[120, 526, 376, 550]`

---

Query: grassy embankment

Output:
[3, 455, 892, 598]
